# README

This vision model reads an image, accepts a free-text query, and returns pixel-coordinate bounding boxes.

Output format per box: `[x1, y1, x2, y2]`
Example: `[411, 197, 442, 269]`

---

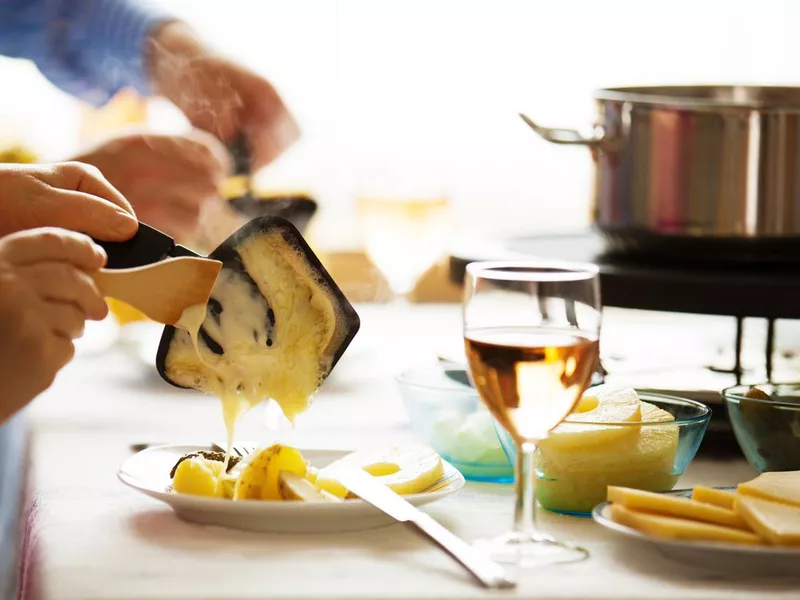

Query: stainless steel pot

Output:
[524, 85, 800, 262]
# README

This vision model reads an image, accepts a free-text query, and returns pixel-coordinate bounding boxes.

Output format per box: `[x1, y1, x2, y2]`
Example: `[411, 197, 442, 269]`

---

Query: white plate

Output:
[593, 490, 800, 576]
[118, 445, 465, 533]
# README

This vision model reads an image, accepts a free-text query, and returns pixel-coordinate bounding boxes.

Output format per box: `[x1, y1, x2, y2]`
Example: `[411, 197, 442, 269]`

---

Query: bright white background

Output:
[1, 0, 799, 249]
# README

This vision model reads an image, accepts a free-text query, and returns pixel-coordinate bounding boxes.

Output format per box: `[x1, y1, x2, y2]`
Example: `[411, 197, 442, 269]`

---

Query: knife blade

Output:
[336, 465, 515, 590]
[93, 222, 200, 269]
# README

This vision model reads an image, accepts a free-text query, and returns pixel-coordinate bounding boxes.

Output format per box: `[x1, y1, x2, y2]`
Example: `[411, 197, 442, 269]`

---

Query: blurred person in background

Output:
[0, 0, 300, 240]
[0, 2, 300, 597]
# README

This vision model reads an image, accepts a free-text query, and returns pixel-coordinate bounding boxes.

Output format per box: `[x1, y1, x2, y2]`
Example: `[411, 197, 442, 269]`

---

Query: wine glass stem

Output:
[514, 441, 539, 537]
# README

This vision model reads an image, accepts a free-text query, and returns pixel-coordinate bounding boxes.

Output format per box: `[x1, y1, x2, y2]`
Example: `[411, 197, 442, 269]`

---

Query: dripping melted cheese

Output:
[169, 231, 349, 493]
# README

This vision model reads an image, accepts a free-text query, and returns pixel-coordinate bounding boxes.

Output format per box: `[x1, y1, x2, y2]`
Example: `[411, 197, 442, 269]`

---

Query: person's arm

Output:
[146, 21, 301, 171]
[0, 0, 174, 106]
[0, 0, 298, 171]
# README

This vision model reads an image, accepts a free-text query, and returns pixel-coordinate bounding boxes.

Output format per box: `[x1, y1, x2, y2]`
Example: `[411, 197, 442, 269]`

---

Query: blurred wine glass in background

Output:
[356, 154, 452, 304]
[358, 195, 451, 301]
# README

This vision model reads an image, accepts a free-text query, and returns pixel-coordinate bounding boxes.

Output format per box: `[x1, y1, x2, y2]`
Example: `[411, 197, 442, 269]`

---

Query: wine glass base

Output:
[475, 532, 589, 568]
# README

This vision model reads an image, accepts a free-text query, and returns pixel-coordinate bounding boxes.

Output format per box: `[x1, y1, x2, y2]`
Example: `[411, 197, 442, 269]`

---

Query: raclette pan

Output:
[155, 215, 360, 391]
[97, 216, 360, 392]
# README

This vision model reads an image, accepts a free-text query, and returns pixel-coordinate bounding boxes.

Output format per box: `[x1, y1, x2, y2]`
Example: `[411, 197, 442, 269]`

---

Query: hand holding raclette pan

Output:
[154, 215, 360, 394]
[91, 223, 221, 325]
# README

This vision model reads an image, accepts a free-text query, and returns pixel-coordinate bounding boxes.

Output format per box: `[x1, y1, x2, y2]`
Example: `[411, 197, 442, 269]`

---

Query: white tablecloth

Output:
[22, 305, 800, 600]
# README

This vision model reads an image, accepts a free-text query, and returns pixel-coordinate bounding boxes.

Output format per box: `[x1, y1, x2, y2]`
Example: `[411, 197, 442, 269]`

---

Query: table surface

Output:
[25, 304, 800, 600]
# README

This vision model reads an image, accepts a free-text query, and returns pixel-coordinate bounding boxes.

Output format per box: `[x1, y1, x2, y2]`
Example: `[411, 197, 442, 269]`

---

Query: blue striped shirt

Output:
[0, 0, 173, 106]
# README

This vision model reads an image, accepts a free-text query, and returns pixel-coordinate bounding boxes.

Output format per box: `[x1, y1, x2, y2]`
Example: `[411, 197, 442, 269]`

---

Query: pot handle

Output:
[519, 113, 604, 146]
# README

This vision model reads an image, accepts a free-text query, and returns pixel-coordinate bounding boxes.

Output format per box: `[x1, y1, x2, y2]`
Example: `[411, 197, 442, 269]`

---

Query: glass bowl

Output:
[723, 383, 800, 474]
[396, 365, 513, 483]
[494, 391, 711, 516]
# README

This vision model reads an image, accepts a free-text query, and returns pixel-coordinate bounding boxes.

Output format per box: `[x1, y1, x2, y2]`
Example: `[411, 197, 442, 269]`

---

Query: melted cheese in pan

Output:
[169, 230, 348, 450]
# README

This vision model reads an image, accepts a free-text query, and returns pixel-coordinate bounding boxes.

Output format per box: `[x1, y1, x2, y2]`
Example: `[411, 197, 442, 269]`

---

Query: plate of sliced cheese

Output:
[119, 443, 465, 533]
[593, 472, 800, 575]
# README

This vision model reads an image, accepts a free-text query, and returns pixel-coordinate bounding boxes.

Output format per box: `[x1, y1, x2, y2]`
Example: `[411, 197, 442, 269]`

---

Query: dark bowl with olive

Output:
[723, 383, 800, 473]
[228, 189, 318, 235]
[223, 136, 318, 235]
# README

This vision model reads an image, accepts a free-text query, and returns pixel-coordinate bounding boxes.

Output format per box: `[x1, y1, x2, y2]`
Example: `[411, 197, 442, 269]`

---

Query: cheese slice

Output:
[610, 504, 763, 545]
[691, 486, 737, 510]
[608, 486, 749, 530]
[738, 471, 800, 509]
[735, 495, 800, 546]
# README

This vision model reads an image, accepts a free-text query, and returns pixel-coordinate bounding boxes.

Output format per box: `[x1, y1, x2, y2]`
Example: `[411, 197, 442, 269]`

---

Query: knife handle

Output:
[408, 514, 515, 590]
[93, 222, 176, 269]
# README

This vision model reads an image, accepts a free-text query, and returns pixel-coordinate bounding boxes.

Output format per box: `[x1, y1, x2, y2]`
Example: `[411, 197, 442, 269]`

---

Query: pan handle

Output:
[92, 222, 178, 269]
[519, 113, 606, 146]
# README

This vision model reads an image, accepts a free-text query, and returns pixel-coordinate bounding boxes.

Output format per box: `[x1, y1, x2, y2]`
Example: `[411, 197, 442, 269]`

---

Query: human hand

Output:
[72, 130, 231, 242]
[0, 162, 137, 241]
[0, 228, 108, 424]
[148, 21, 300, 172]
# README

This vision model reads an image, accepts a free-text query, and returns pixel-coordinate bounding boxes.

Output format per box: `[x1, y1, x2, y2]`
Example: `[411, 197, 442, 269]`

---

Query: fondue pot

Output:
[523, 85, 800, 262]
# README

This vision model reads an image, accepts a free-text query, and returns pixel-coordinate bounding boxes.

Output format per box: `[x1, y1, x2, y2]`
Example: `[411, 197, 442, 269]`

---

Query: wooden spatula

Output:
[91, 257, 222, 325]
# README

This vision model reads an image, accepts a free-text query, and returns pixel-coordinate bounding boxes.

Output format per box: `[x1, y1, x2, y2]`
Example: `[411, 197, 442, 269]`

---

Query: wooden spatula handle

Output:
[91, 270, 137, 304]
[89, 257, 221, 325]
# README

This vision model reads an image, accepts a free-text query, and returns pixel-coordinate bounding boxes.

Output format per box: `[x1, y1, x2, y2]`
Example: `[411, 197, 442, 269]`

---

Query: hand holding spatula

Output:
[90, 257, 221, 326]
[92, 222, 221, 326]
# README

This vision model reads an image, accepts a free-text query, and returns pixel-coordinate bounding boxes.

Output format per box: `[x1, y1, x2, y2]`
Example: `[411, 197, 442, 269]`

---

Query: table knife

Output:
[335, 465, 516, 590]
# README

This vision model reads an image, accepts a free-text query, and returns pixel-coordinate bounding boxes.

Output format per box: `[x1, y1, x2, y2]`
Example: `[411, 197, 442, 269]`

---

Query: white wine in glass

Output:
[463, 261, 601, 567]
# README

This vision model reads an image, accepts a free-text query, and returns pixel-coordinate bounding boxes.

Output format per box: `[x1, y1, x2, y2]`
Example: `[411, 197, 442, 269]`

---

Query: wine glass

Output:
[463, 260, 601, 567]
[358, 194, 451, 302]
[356, 148, 451, 305]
